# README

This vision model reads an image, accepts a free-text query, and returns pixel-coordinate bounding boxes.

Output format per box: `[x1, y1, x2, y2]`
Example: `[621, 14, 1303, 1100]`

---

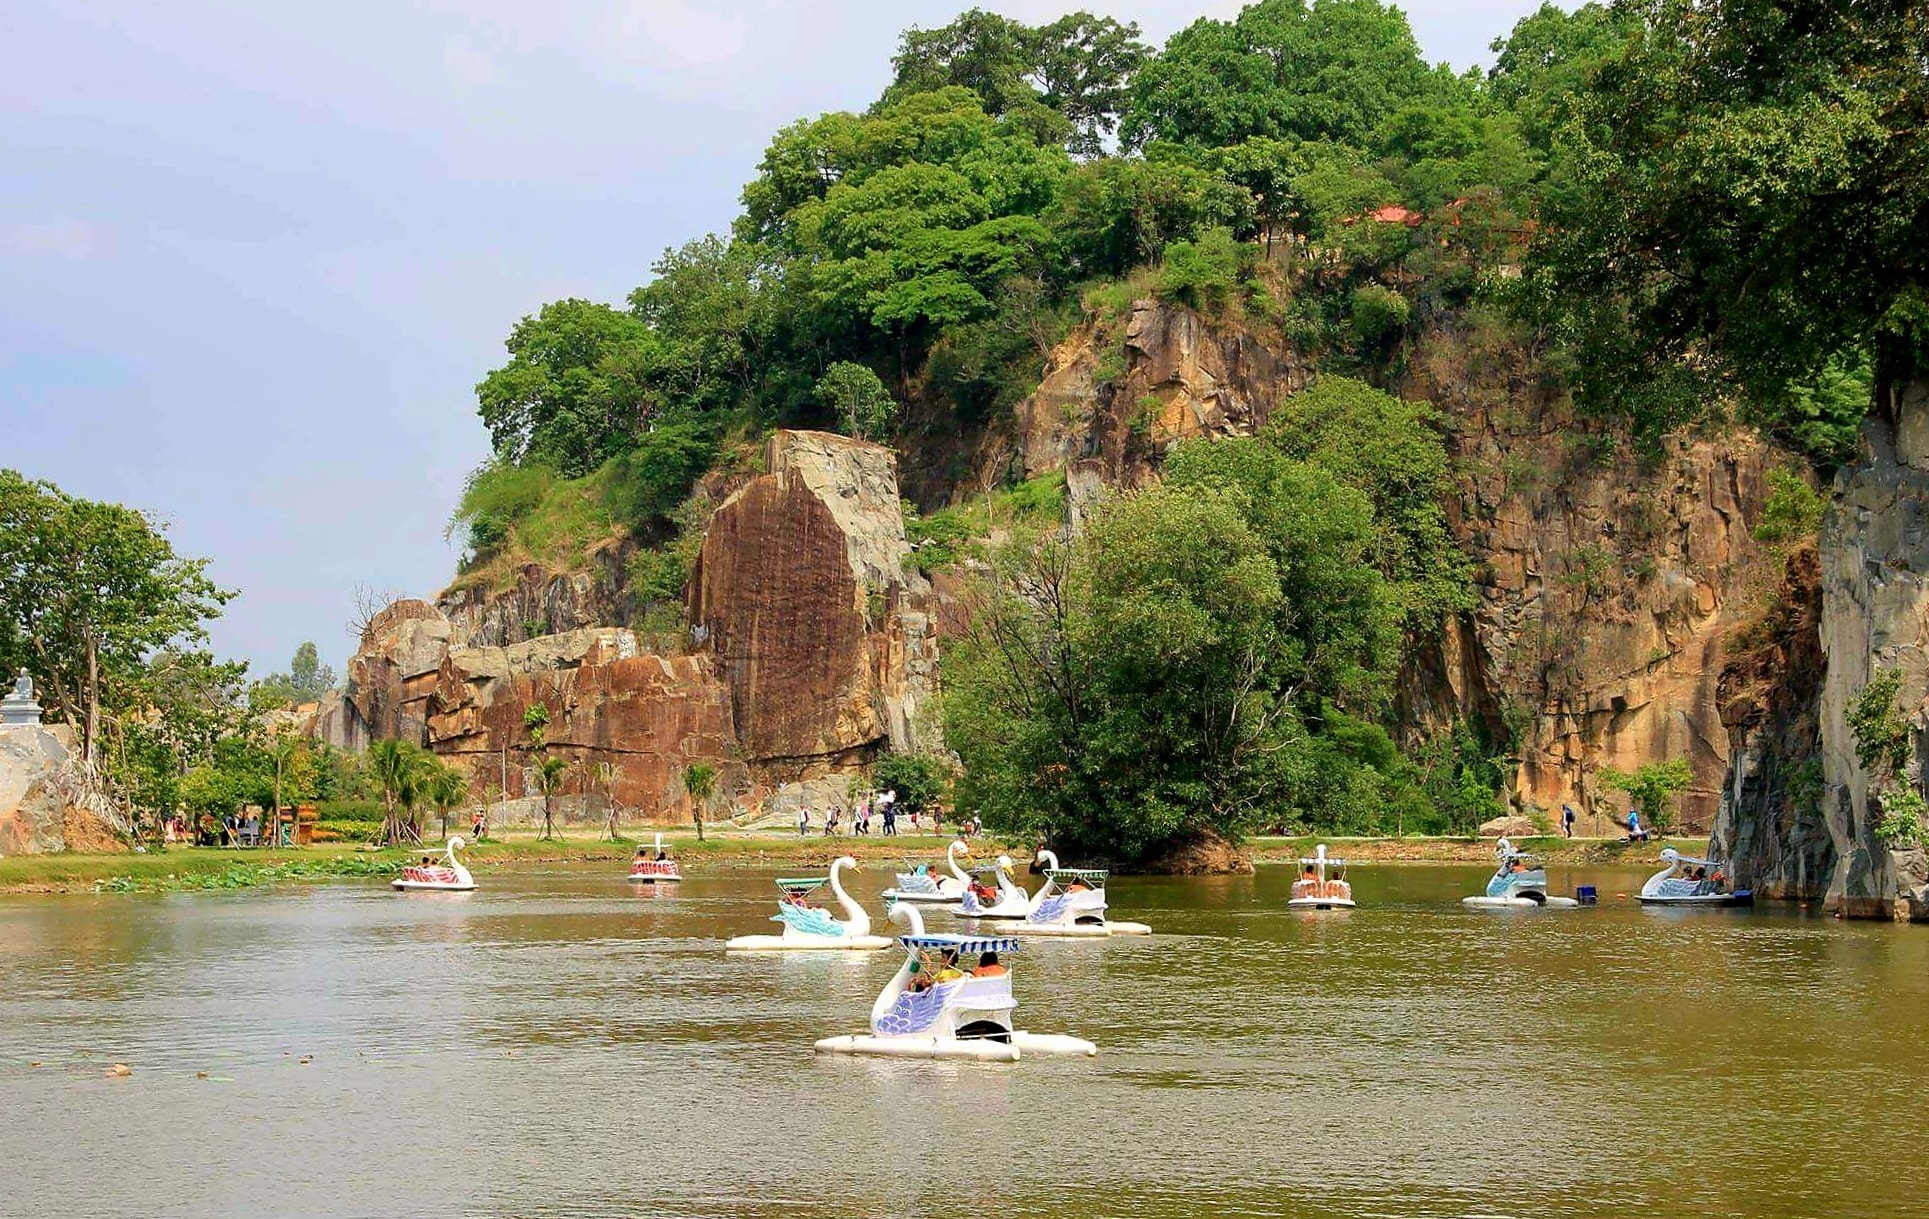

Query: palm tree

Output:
[426, 763, 470, 841]
[683, 762, 717, 842]
[368, 740, 428, 847]
[533, 755, 571, 840]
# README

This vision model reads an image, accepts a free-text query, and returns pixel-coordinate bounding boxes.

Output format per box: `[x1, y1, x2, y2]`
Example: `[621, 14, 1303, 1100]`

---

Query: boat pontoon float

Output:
[1461, 838, 1579, 909]
[1288, 843, 1355, 910]
[815, 906, 1097, 1061]
[946, 855, 1032, 919]
[1638, 847, 1753, 906]
[881, 839, 972, 904]
[1008, 852, 1152, 937]
[627, 833, 682, 884]
[724, 856, 892, 951]
[392, 836, 476, 893]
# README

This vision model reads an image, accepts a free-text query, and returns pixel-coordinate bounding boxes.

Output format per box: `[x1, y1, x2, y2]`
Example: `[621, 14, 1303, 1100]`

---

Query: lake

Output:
[2, 859, 1922, 1218]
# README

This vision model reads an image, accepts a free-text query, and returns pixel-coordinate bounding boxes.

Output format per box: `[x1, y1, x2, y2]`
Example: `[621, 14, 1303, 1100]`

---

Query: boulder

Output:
[0, 723, 125, 854]
[1139, 831, 1255, 875]
[1478, 814, 1540, 839]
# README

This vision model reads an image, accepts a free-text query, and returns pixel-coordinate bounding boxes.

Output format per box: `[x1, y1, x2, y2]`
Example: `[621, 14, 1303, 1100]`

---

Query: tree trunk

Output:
[542, 795, 555, 840]
[82, 635, 99, 767]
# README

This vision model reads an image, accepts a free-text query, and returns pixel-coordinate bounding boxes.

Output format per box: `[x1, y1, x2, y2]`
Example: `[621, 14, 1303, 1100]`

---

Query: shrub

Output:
[1349, 283, 1411, 345]
[1154, 227, 1250, 314]
[1753, 467, 1827, 545]
[314, 799, 385, 823]
[872, 751, 952, 815]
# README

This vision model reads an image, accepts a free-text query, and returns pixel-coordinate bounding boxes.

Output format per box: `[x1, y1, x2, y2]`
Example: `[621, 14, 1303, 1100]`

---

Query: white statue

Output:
[9, 670, 29, 701]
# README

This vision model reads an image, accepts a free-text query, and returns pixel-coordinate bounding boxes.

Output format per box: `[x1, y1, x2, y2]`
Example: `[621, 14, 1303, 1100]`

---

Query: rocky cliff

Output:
[987, 300, 1781, 833]
[323, 431, 935, 822]
[1724, 384, 1929, 919]
[0, 723, 128, 854]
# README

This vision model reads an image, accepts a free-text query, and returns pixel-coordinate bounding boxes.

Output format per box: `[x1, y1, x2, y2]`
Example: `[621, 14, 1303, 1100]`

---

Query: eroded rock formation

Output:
[984, 300, 1781, 833]
[328, 431, 935, 823]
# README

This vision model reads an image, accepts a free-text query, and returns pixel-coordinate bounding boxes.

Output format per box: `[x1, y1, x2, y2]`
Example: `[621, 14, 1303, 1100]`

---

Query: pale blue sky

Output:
[1, 0, 1546, 676]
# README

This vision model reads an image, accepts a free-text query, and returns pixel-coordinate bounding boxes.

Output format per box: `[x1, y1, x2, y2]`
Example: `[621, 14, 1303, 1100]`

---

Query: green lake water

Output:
[2, 861, 1923, 1218]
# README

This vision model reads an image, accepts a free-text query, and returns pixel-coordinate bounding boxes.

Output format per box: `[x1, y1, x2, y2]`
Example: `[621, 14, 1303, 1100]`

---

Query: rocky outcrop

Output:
[1799, 385, 1929, 918]
[439, 551, 629, 648]
[690, 430, 938, 776]
[0, 723, 126, 854]
[983, 301, 1781, 833]
[329, 430, 937, 823]
[1002, 301, 1310, 490]
[1712, 546, 1830, 900]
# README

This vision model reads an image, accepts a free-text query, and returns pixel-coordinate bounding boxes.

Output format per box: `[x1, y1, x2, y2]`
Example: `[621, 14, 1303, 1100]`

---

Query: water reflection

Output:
[0, 862, 1922, 1219]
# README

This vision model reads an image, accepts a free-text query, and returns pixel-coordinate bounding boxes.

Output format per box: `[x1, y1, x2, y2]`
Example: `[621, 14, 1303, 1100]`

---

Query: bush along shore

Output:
[0, 831, 1708, 895]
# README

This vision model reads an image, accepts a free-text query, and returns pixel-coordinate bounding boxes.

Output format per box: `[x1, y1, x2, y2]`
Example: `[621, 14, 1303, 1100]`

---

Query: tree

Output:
[475, 299, 659, 476]
[534, 755, 571, 841]
[0, 471, 233, 767]
[1123, 0, 1441, 151]
[814, 362, 898, 441]
[871, 752, 949, 816]
[367, 739, 431, 847]
[1524, 0, 1927, 441]
[1051, 157, 1253, 277]
[1597, 759, 1693, 832]
[426, 762, 470, 842]
[253, 640, 336, 708]
[682, 761, 717, 841]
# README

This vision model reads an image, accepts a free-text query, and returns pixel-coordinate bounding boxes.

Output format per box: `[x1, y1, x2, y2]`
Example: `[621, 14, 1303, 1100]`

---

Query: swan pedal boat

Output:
[881, 839, 971, 904]
[1462, 838, 1579, 909]
[815, 907, 1096, 1062]
[1638, 848, 1753, 906]
[392, 836, 476, 892]
[724, 857, 892, 952]
[1007, 858, 1151, 937]
[1288, 843, 1355, 910]
[944, 855, 1032, 918]
[627, 833, 681, 884]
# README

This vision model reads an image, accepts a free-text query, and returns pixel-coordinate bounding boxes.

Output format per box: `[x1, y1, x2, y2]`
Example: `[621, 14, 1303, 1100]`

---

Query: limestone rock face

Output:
[690, 430, 937, 776]
[989, 303, 1780, 835]
[329, 431, 936, 824]
[0, 723, 123, 854]
[1802, 390, 1929, 918]
[1713, 547, 1831, 900]
[1005, 301, 1309, 490]
[439, 555, 627, 648]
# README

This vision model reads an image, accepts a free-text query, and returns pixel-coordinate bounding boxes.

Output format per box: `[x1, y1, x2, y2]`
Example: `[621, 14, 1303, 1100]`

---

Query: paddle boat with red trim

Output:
[1288, 843, 1355, 910]
[627, 834, 681, 884]
[392, 836, 476, 893]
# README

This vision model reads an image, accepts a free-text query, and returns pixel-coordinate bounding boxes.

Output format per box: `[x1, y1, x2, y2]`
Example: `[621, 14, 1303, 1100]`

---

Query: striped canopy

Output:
[775, 876, 827, 894]
[900, 933, 1020, 954]
[1044, 868, 1108, 882]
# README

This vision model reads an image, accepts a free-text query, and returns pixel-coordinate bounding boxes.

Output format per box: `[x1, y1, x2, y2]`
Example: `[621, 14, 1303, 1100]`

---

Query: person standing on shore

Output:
[1562, 805, 1576, 838]
[798, 806, 810, 838]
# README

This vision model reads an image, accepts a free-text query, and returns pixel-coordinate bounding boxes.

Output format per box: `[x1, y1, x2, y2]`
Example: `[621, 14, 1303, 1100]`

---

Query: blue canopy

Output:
[900, 933, 1020, 954]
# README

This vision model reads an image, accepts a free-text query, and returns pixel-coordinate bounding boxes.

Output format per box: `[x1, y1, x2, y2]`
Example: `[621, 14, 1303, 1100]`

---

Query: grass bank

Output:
[0, 828, 1709, 895]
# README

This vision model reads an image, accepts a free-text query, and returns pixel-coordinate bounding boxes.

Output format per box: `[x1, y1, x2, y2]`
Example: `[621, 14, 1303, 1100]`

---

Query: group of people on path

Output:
[797, 790, 906, 838]
[1557, 803, 1653, 842]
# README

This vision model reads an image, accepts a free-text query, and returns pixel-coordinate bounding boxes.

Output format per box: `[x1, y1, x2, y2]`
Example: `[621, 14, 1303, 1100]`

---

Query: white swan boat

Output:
[1008, 853, 1152, 937]
[1638, 847, 1753, 906]
[1462, 838, 1579, 909]
[1288, 843, 1355, 910]
[627, 833, 681, 884]
[815, 906, 1097, 1061]
[724, 856, 892, 952]
[881, 839, 971, 904]
[945, 855, 1032, 918]
[392, 836, 476, 892]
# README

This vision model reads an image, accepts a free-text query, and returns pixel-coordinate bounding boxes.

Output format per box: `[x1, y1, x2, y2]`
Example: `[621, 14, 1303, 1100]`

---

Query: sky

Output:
[1, 0, 1549, 676]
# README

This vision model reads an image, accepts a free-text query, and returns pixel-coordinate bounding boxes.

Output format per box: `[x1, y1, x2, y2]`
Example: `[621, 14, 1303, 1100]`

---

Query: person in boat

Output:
[1066, 877, 1092, 894]
[655, 847, 668, 862]
[633, 846, 651, 864]
[972, 951, 1007, 978]
[1507, 857, 1525, 875]
[934, 948, 964, 982]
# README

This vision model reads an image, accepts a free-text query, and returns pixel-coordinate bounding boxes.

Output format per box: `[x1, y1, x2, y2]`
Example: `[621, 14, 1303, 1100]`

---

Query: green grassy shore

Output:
[0, 828, 1706, 895]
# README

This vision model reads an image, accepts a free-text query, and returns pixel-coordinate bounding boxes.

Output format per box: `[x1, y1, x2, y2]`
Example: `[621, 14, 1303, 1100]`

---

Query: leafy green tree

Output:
[1597, 758, 1694, 832]
[253, 641, 336, 707]
[1259, 378, 1471, 630]
[884, 10, 1152, 157]
[368, 739, 431, 847]
[1485, 2, 1632, 150]
[1123, 0, 1440, 151]
[534, 754, 571, 840]
[871, 752, 950, 816]
[815, 362, 898, 441]
[476, 299, 658, 476]
[682, 760, 718, 841]
[1051, 157, 1252, 277]
[426, 762, 470, 841]
[0, 470, 233, 766]
[1524, 0, 1927, 440]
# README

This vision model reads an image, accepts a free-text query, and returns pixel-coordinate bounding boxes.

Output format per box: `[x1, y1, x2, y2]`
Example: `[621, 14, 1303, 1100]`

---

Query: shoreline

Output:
[0, 830, 1707, 895]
